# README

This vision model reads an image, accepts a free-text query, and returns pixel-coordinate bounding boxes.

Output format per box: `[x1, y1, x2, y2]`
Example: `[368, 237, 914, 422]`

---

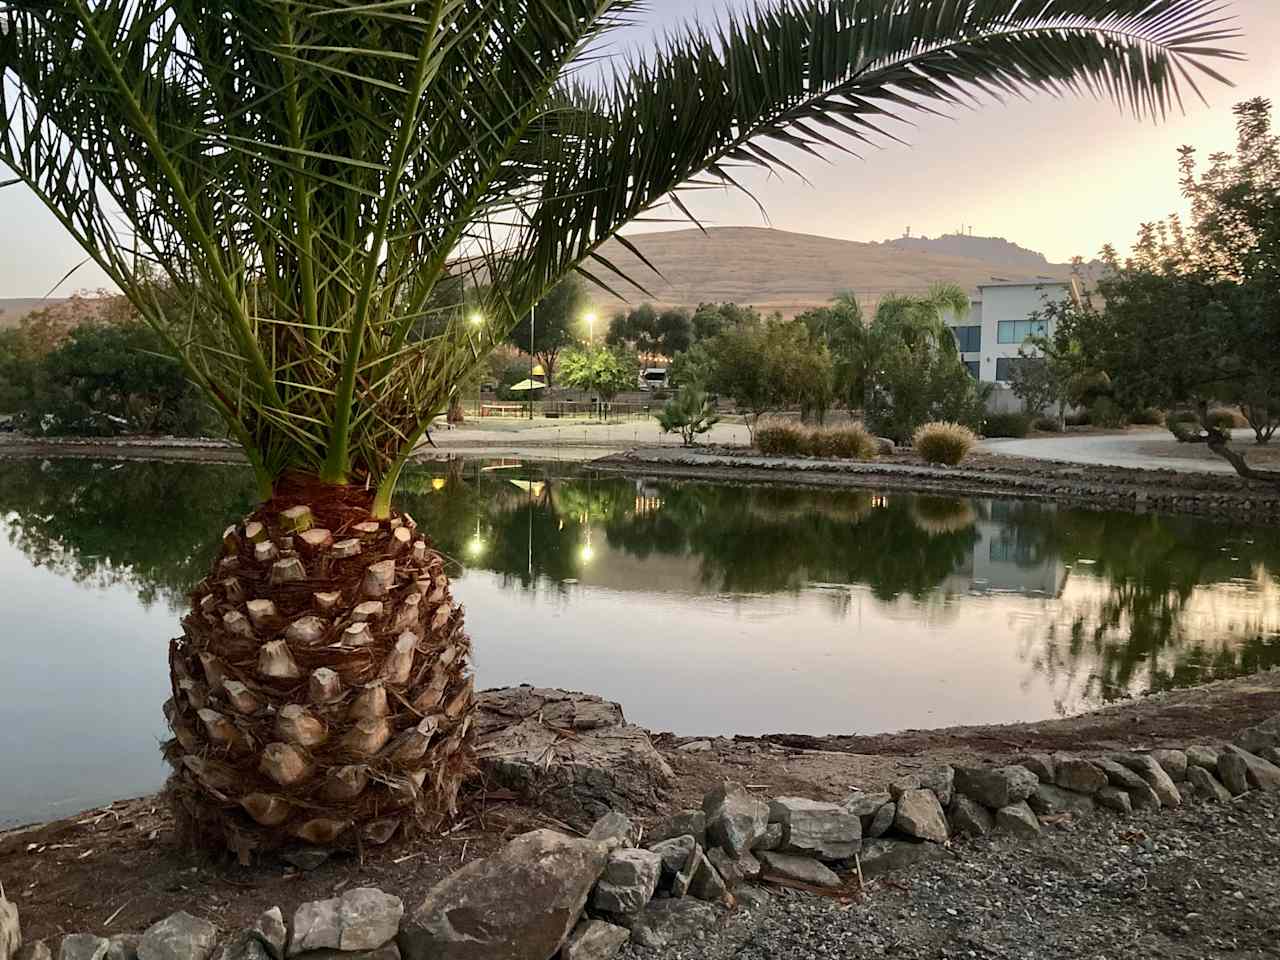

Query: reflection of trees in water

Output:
[910, 496, 978, 537]
[1009, 503, 1280, 709]
[0, 458, 257, 608]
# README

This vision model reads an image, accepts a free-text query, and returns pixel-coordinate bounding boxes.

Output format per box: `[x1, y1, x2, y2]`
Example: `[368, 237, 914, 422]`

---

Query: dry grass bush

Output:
[912, 421, 977, 466]
[755, 418, 878, 460]
[754, 418, 810, 456]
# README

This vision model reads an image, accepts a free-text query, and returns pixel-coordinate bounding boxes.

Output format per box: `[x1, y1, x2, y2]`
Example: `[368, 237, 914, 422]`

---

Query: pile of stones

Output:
[6, 716, 1279, 960]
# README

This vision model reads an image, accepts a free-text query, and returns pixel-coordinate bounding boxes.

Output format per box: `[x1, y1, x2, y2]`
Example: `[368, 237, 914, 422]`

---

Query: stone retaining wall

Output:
[4, 715, 1279, 960]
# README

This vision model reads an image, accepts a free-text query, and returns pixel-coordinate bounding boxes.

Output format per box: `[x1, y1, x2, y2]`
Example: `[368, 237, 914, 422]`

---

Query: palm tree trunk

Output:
[163, 478, 474, 861]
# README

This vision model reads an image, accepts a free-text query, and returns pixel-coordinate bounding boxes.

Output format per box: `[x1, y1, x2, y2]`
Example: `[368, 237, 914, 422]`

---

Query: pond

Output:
[1, 456, 1278, 827]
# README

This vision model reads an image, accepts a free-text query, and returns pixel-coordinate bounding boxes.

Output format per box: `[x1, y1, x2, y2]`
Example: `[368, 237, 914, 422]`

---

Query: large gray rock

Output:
[474, 687, 673, 821]
[138, 914, 219, 960]
[0, 895, 17, 960]
[649, 810, 705, 848]
[16, 943, 51, 960]
[947, 796, 994, 837]
[591, 849, 662, 915]
[1095, 786, 1132, 814]
[1150, 749, 1188, 782]
[752, 823, 783, 853]
[648, 835, 697, 879]
[290, 947, 397, 960]
[403, 829, 608, 960]
[1235, 717, 1280, 755]
[867, 802, 896, 839]
[921, 766, 955, 807]
[561, 921, 629, 960]
[756, 851, 840, 888]
[253, 910, 286, 960]
[290, 890, 403, 955]
[624, 900, 716, 950]
[1110, 754, 1181, 808]
[893, 789, 948, 843]
[1217, 751, 1250, 795]
[61, 939, 108, 960]
[1221, 745, 1280, 791]
[707, 847, 759, 887]
[587, 812, 636, 851]
[1095, 758, 1161, 810]
[703, 782, 768, 858]
[994, 802, 1040, 839]
[954, 766, 1039, 809]
[214, 934, 270, 960]
[1016, 754, 1055, 783]
[687, 849, 730, 904]
[1186, 745, 1220, 770]
[858, 839, 945, 879]
[1053, 757, 1107, 795]
[767, 797, 861, 860]
[1027, 784, 1095, 818]
[1187, 765, 1233, 803]
[843, 792, 892, 820]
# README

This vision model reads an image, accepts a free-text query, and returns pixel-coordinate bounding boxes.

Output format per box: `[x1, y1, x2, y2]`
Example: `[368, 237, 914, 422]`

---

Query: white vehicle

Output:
[640, 367, 669, 390]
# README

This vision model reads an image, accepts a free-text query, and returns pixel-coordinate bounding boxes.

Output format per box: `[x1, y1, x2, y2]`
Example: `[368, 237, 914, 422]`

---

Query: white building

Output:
[943, 279, 1075, 408]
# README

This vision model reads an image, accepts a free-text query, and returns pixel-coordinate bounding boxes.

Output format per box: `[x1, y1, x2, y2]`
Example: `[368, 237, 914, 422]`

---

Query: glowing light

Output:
[470, 312, 484, 326]
[431, 477, 446, 491]
[467, 535, 485, 557]
[579, 543, 594, 564]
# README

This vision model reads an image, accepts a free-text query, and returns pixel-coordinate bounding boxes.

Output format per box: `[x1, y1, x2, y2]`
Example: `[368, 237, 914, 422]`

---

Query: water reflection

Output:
[0, 457, 1278, 824]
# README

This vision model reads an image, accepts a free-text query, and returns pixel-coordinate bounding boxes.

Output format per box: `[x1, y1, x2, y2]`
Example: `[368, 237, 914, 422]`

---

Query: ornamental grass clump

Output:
[754, 418, 810, 456]
[810, 422, 878, 459]
[913, 422, 978, 466]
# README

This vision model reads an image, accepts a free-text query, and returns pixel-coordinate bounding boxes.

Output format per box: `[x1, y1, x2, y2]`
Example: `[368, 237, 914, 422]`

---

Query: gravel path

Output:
[624, 790, 1280, 959]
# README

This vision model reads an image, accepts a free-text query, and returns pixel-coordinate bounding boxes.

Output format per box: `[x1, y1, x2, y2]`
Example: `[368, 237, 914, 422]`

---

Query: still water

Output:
[1, 457, 1278, 826]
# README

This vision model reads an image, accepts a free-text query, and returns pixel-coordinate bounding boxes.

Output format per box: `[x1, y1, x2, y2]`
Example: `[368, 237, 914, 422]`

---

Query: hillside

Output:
[588, 226, 1076, 317]
[0, 298, 68, 328]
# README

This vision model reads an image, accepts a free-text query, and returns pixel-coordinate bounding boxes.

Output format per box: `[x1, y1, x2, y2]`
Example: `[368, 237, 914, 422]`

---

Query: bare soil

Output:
[5, 671, 1278, 943]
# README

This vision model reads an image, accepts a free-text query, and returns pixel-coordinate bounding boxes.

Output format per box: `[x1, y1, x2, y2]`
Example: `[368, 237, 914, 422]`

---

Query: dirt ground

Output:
[5, 671, 1278, 944]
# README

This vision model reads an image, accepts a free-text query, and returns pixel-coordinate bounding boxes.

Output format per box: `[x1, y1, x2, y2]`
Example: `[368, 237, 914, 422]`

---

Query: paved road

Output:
[980, 428, 1248, 474]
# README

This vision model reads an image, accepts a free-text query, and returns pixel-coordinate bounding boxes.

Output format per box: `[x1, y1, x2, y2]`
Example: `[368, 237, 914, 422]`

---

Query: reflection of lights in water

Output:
[580, 542, 594, 564]
[431, 477, 446, 491]
[871, 495, 888, 509]
[467, 535, 485, 557]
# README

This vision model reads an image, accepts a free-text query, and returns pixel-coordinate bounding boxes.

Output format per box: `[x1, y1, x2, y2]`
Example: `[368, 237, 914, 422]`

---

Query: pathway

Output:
[979, 428, 1249, 474]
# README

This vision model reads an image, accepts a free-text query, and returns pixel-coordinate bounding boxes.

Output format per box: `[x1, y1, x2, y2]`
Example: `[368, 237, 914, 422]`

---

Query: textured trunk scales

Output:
[163, 485, 475, 861]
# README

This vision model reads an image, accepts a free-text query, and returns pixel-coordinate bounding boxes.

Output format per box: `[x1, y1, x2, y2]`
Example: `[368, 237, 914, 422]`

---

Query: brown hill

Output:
[588, 226, 1075, 317]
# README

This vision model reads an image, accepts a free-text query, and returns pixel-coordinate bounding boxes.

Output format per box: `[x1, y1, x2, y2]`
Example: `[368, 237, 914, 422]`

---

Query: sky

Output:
[0, 0, 1276, 298]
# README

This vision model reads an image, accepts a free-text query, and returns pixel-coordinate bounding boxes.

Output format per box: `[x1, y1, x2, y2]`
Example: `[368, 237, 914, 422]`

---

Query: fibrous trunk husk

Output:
[164, 484, 475, 861]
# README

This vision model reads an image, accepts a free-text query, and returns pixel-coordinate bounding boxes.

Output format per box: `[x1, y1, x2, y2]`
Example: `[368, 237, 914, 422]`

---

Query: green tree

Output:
[1010, 300, 1094, 429]
[691, 302, 761, 342]
[607, 303, 659, 357]
[0, 0, 1233, 851]
[656, 308, 693, 357]
[503, 276, 587, 387]
[560, 344, 641, 414]
[655, 383, 720, 446]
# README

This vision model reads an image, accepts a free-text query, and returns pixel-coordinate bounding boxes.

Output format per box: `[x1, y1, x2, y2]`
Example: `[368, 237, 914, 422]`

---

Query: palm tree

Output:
[0, 2, 1237, 855]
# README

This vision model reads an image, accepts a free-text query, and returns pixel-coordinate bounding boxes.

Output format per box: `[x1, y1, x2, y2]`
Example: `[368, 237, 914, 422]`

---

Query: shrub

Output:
[1064, 409, 1092, 427]
[912, 421, 977, 466]
[1129, 407, 1165, 425]
[810, 422, 878, 459]
[655, 384, 719, 447]
[1033, 415, 1062, 432]
[754, 418, 809, 456]
[981, 412, 1031, 438]
[1087, 397, 1126, 428]
[1208, 407, 1247, 429]
[1167, 409, 1199, 425]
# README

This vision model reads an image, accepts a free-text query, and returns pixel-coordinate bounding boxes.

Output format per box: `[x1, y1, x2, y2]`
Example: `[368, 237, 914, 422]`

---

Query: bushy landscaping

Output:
[981, 412, 1031, 438]
[754, 418, 878, 459]
[913, 421, 977, 466]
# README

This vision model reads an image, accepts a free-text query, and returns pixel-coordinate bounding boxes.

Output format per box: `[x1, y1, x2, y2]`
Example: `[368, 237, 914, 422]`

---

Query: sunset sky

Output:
[1, 0, 1276, 298]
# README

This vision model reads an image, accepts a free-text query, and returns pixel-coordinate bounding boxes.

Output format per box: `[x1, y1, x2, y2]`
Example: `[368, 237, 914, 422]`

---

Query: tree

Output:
[503, 276, 587, 387]
[668, 342, 717, 390]
[606, 304, 659, 358]
[656, 384, 720, 447]
[560, 345, 641, 414]
[691, 302, 761, 342]
[655, 308, 693, 357]
[1009, 300, 1094, 429]
[0, 0, 1231, 854]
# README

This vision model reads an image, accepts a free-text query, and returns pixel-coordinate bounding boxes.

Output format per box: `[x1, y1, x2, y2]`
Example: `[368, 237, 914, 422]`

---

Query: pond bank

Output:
[594, 446, 1280, 524]
[4, 670, 1278, 943]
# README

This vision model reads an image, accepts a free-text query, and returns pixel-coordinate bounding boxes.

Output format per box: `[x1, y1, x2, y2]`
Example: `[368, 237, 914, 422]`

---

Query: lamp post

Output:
[470, 312, 483, 417]
[528, 303, 535, 421]
[585, 311, 597, 343]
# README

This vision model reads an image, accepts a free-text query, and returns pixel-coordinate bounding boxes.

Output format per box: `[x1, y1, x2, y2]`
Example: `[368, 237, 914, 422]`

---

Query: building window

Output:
[952, 325, 982, 352]
[996, 318, 1047, 344]
[995, 357, 1037, 382]
[963, 360, 980, 379]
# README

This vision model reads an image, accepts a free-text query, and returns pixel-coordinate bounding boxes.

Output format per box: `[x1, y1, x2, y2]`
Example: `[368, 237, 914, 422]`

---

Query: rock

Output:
[1095, 759, 1161, 810]
[687, 849, 730, 903]
[16, 944, 51, 960]
[214, 934, 270, 960]
[1176, 782, 1195, 805]
[648, 835, 698, 878]
[1150, 749, 1188, 782]
[994, 802, 1040, 838]
[649, 811, 706, 848]
[1016, 754, 1055, 783]
[104, 938, 138, 960]
[954, 765, 1039, 809]
[1221, 745, 1280, 791]
[587, 812, 636, 850]
[677, 740, 713, 753]
[1186, 745, 1220, 770]
[624, 900, 716, 950]
[1235, 718, 1280, 755]
[707, 847, 759, 887]
[591, 849, 662, 915]
[767, 796, 861, 860]
[290, 890, 402, 955]
[1261, 746, 1280, 768]
[1187, 765, 1233, 803]
[138, 914, 219, 960]
[858, 839, 946, 879]
[61, 939, 108, 960]
[1217, 751, 1250, 795]
[1027, 784, 1096, 818]
[867, 802, 895, 838]
[843, 791, 893, 820]
[873, 437, 895, 455]
[474, 688, 673, 821]
[253, 909, 286, 960]
[0, 895, 17, 960]
[752, 823, 783, 852]
[947, 796, 994, 837]
[921, 766, 955, 807]
[561, 921, 628, 960]
[282, 849, 332, 872]
[290, 948, 397, 960]
[893, 789, 949, 843]
[756, 851, 841, 888]
[1110, 753, 1181, 808]
[1095, 786, 1133, 814]
[403, 829, 607, 960]
[1053, 757, 1107, 795]
[703, 782, 769, 858]
[734, 886, 771, 912]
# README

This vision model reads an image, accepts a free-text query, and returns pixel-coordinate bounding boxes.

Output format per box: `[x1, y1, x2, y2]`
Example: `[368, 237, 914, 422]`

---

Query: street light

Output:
[584, 311, 597, 343]
[470, 312, 483, 416]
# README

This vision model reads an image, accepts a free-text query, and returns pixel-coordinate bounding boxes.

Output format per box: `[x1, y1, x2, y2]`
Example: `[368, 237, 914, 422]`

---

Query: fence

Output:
[471, 399, 657, 422]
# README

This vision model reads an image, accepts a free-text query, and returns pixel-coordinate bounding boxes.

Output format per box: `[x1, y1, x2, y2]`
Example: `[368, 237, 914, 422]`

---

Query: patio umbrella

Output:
[507, 379, 547, 392]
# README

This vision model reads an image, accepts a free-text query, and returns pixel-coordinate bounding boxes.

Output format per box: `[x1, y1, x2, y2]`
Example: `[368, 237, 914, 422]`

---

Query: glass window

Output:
[997, 319, 1047, 344]
[963, 360, 980, 379]
[952, 325, 982, 352]
[995, 357, 1035, 382]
